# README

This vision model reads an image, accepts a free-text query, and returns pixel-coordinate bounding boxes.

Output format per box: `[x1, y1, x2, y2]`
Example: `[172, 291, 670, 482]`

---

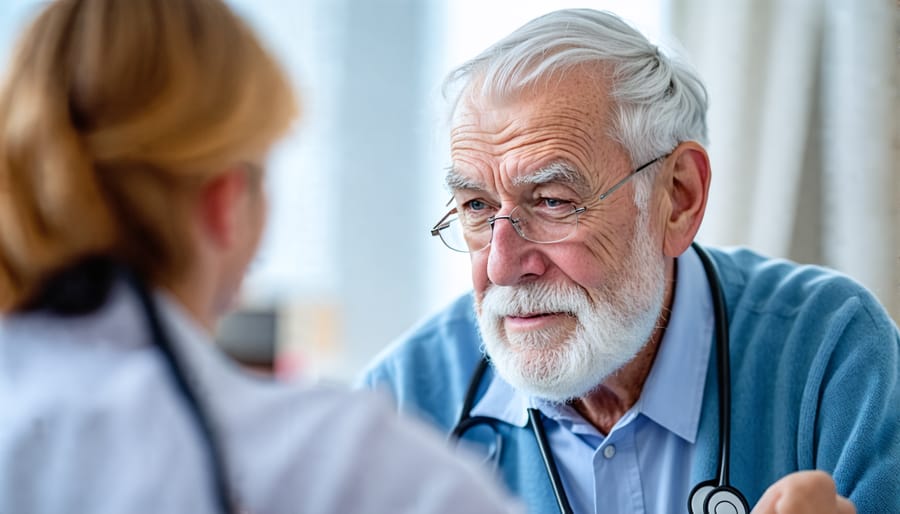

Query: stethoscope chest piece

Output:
[689, 480, 749, 514]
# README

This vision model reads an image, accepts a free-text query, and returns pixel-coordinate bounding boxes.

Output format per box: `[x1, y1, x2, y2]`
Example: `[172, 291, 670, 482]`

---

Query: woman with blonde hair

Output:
[0, 1, 520, 512]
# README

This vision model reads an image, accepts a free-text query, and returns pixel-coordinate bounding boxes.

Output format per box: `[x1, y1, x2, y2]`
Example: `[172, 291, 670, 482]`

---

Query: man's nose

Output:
[485, 215, 547, 286]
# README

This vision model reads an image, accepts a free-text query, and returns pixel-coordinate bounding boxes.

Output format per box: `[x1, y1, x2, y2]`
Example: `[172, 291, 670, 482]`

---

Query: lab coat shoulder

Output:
[0, 309, 215, 514]
[155, 294, 522, 513]
[0, 287, 523, 514]
[224, 378, 522, 513]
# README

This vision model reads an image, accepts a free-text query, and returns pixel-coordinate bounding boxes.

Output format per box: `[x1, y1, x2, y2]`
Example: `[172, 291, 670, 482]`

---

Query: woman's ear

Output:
[196, 168, 249, 250]
[661, 141, 710, 257]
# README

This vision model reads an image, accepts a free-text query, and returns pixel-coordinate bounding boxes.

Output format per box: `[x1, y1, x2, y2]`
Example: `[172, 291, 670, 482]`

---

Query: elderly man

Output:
[360, 8, 899, 514]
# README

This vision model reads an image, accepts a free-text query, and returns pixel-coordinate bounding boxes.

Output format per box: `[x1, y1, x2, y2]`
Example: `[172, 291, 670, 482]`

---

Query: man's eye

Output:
[467, 199, 487, 211]
[541, 198, 573, 209]
[458, 199, 496, 225]
[534, 197, 578, 221]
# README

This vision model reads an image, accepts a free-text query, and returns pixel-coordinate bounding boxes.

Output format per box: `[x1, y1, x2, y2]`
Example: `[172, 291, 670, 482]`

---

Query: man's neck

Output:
[571, 257, 677, 435]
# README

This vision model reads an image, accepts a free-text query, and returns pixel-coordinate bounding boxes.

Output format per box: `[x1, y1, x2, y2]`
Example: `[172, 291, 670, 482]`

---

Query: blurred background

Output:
[1, 0, 897, 383]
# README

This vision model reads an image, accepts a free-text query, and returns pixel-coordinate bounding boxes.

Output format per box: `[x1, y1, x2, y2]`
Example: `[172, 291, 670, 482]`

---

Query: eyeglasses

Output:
[430, 154, 668, 253]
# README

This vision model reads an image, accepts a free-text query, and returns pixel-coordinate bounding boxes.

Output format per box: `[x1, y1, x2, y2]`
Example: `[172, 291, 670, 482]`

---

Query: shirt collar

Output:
[470, 369, 530, 427]
[469, 245, 714, 442]
[635, 245, 713, 443]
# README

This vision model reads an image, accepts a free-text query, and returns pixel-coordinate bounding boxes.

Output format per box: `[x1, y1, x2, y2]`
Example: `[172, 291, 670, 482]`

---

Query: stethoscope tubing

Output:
[450, 366, 572, 514]
[695, 243, 734, 488]
[527, 408, 573, 514]
[125, 271, 236, 514]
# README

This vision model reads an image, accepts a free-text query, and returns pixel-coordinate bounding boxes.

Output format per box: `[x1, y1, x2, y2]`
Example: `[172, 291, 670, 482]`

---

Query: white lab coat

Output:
[0, 280, 520, 514]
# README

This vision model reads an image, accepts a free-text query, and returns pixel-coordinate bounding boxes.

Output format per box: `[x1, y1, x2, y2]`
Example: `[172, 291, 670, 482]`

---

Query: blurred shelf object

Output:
[215, 298, 343, 381]
[216, 308, 278, 376]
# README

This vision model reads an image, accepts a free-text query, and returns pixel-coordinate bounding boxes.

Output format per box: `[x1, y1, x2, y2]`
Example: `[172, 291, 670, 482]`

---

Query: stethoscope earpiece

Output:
[689, 480, 749, 514]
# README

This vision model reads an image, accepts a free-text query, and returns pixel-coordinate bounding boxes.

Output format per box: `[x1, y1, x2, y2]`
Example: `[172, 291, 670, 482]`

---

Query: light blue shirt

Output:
[470, 246, 714, 513]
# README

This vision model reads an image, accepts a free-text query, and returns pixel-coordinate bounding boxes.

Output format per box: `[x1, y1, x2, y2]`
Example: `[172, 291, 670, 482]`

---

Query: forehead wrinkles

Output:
[448, 105, 603, 193]
[445, 159, 591, 198]
[522, 109, 598, 168]
[451, 102, 600, 153]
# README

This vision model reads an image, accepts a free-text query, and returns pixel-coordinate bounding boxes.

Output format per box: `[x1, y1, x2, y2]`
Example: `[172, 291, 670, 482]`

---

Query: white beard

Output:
[475, 218, 665, 402]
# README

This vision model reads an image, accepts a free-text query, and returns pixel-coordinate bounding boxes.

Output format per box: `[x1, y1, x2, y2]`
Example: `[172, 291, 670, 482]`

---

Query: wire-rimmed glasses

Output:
[431, 154, 668, 253]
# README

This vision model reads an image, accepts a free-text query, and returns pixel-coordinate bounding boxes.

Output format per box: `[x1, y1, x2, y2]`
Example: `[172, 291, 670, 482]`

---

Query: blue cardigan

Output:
[360, 247, 900, 513]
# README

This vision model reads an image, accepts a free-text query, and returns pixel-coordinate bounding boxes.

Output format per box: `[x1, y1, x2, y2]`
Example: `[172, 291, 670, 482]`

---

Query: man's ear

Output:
[661, 141, 710, 257]
[197, 168, 249, 250]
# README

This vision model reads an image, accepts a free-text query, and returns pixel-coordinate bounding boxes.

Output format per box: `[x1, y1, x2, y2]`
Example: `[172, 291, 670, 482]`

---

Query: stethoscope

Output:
[450, 242, 750, 514]
[124, 270, 238, 514]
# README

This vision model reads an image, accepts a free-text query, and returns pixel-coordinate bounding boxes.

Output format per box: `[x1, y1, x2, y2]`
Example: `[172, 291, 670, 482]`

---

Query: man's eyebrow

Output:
[513, 161, 591, 195]
[443, 161, 591, 195]
[444, 166, 485, 191]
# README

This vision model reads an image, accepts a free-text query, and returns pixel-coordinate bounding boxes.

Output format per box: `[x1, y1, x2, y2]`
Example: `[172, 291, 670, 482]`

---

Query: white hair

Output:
[443, 9, 709, 207]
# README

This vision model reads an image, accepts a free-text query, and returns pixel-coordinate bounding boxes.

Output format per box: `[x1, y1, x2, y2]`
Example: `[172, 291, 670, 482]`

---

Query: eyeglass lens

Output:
[441, 204, 580, 252]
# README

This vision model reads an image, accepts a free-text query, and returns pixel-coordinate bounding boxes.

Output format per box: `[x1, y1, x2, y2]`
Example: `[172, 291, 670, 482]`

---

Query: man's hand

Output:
[751, 470, 855, 514]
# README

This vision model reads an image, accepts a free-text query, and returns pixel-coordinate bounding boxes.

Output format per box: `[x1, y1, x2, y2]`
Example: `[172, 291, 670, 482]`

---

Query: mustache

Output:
[480, 282, 590, 317]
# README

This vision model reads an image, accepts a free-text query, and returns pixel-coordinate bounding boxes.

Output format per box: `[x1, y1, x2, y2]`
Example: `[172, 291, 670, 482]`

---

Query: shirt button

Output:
[603, 444, 616, 459]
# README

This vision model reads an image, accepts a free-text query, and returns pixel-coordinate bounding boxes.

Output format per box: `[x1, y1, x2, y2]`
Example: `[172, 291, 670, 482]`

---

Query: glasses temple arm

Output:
[598, 155, 666, 201]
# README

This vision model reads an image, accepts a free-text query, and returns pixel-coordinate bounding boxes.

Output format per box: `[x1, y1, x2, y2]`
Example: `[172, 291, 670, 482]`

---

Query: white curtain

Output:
[668, 0, 899, 322]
